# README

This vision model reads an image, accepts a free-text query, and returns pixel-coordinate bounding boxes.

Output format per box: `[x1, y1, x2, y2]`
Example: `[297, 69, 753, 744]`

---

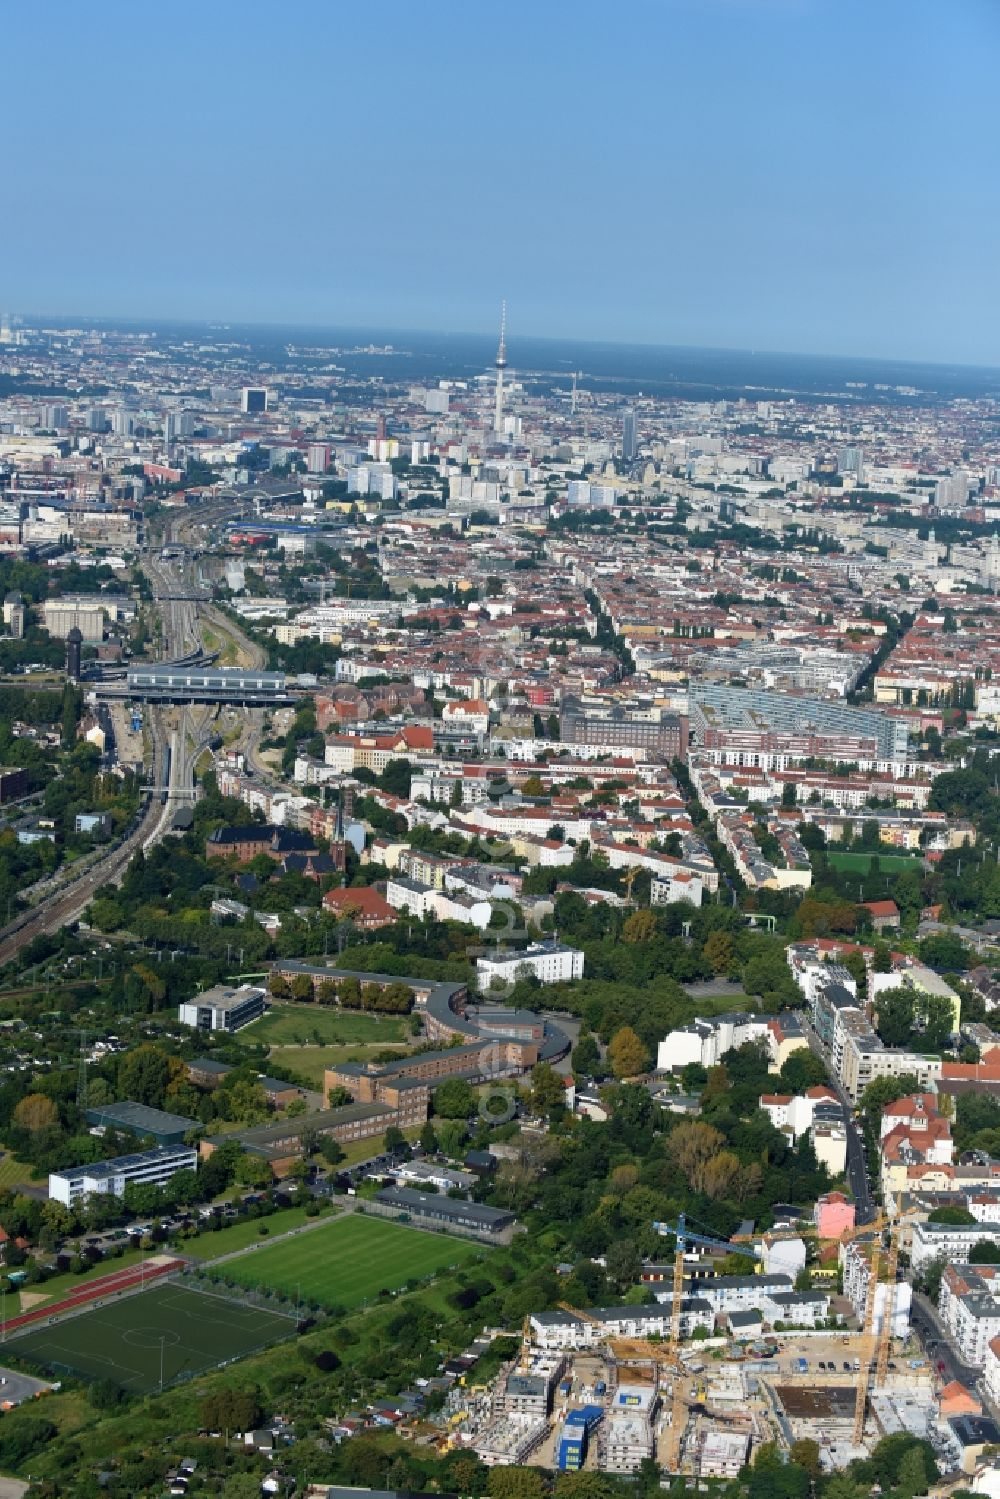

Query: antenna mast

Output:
[494, 300, 507, 435]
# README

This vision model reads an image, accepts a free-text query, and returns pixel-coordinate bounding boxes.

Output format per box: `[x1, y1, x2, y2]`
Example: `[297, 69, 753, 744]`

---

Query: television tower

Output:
[494, 300, 507, 435]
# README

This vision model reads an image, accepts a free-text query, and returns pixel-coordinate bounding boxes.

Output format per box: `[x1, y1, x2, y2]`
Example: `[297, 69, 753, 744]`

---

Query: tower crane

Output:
[652, 1214, 762, 1350]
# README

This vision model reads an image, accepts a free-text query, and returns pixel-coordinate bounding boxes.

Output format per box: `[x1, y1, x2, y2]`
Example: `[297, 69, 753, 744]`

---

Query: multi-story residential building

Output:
[910, 1222, 1000, 1273]
[940, 1264, 1000, 1366]
[559, 696, 688, 760]
[49, 1144, 198, 1206]
[657, 1010, 807, 1073]
[476, 942, 584, 990]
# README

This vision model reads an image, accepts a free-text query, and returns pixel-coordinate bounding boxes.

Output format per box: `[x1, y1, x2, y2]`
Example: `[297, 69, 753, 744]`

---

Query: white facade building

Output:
[49, 1144, 198, 1206]
[477, 943, 583, 990]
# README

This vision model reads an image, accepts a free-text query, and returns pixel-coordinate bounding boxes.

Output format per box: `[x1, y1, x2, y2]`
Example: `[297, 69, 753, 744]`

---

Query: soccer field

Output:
[4, 1282, 295, 1392]
[826, 851, 918, 873]
[222, 1212, 482, 1307]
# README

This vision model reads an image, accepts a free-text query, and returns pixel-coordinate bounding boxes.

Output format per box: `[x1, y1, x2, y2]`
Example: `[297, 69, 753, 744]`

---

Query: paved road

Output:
[911, 1290, 984, 1393]
[802, 1018, 875, 1223]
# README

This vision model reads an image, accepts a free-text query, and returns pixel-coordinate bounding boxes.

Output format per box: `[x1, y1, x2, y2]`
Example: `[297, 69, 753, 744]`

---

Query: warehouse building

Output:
[85, 1099, 197, 1146]
[368, 1187, 515, 1240]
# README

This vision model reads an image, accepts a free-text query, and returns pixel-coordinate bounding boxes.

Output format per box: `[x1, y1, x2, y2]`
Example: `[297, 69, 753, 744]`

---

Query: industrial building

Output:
[85, 1100, 197, 1145]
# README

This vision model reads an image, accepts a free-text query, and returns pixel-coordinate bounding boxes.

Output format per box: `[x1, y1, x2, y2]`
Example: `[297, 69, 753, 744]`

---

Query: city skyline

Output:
[2, 0, 997, 365]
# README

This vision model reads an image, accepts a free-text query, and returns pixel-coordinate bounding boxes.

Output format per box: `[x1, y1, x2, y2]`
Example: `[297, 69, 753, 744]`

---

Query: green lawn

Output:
[183, 1203, 322, 1260]
[246, 1003, 407, 1048]
[0, 1152, 34, 1191]
[220, 1212, 483, 1308]
[273, 1042, 397, 1090]
[826, 851, 920, 873]
[5, 1282, 295, 1392]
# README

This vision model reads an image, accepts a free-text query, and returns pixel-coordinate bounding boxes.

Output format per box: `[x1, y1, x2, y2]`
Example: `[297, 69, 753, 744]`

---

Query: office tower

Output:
[241, 387, 268, 415]
[494, 301, 507, 435]
[87, 407, 106, 433]
[307, 444, 330, 474]
[112, 409, 135, 437]
[622, 407, 637, 462]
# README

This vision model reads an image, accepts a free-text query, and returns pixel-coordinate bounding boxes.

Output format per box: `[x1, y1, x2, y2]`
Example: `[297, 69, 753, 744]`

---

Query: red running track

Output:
[3, 1257, 184, 1335]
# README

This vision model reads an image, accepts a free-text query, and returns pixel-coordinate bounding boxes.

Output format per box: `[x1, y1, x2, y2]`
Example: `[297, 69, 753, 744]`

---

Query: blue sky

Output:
[3, 0, 998, 364]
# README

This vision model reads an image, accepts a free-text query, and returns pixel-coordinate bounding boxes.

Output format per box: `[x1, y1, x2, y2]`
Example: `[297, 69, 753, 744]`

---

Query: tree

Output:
[437, 1119, 468, 1159]
[778, 1048, 829, 1092]
[419, 1120, 438, 1154]
[319, 1136, 345, 1166]
[13, 1093, 58, 1133]
[531, 1062, 566, 1114]
[117, 1043, 173, 1108]
[702, 929, 734, 975]
[608, 1026, 650, 1079]
[622, 909, 657, 944]
[488, 1469, 547, 1499]
[668, 1121, 726, 1181]
[328, 1085, 353, 1107]
[929, 1199, 977, 1223]
[606, 1238, 642, 1291]
[433, 1078, 476, 1118]
[789, 1439, 821, 1477]
[554, 1475, 623, 1499]
[379, 758, 413, 798]
[572, 1033, 601, 1078]
[521, 775, 546, 796]
[896, 1444, 929, 1496]
[384, 1126, 406, 1155]
[226, 1079, 269, 1125]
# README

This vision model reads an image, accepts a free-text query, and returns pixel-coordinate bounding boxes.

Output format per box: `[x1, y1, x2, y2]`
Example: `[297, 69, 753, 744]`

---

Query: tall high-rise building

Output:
[494, 301, 507, 435]
[622, 407, 637, 463]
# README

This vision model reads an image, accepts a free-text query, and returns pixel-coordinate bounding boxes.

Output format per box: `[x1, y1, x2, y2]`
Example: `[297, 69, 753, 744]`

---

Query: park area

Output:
[217, 1211, 483, 1308]
[4, 1281, 296, 1393]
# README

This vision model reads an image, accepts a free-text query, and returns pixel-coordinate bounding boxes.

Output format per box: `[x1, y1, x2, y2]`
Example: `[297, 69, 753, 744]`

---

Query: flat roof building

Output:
[85, 1099, 197, 1145]
[49, 1144, 198, 1206]
[178, 983, 266, 1034]
[369, 1187, 515, 1239]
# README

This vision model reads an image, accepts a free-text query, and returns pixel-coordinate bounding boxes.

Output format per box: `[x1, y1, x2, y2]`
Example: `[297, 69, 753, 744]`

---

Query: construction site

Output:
[438, 1207, 957, 1476]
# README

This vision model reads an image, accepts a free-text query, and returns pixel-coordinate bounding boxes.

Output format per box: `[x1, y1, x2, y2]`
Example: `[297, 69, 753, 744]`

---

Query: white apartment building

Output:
[657, 1012, 772, 1072]
[909, 1222, 1000, 1273]
[650, 869, 704, 907]
[477, 942, 583, 991]
[983, 1336, 1000, 1408]
[49, 1144, 198, 1206]
[940, 1264, 1000, 1365]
